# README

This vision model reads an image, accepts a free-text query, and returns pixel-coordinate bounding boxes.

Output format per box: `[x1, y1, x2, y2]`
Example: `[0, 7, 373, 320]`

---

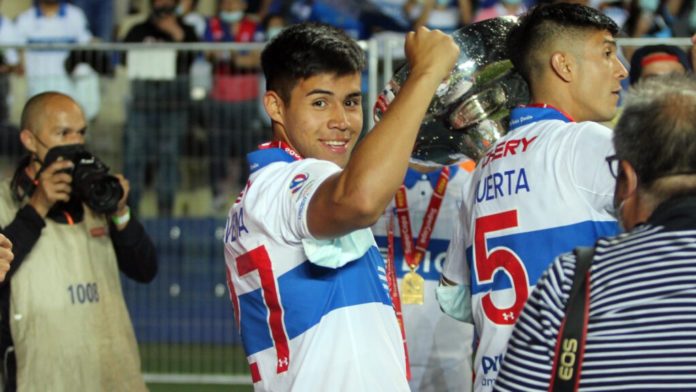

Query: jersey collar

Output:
[35, 2, 68, 18]
[403, 164, 459, 190]
[509, 104, 575, 131]
[247, 141, 302, 174]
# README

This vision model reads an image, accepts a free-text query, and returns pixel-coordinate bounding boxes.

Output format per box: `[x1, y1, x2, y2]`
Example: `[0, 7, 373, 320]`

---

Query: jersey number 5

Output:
[473, 210, 529, 325]
[236, 246, 290, 374]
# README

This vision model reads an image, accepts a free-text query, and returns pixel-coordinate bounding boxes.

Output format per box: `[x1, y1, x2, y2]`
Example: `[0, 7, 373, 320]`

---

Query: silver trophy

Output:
[374, 17, 530, 166]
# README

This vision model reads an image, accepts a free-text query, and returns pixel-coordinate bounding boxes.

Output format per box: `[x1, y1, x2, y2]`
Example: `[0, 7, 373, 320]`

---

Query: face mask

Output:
[501, 0, 522, 5]
[266, 27, 283, 40]
[690, 7, 696, 29]
[435, 283, 473, 323]
[436, 0, 450, 6]
[25, 131, 55, 164]
[301, 228, 374, 269]
[639, 0, 659, 12]
[175, 5, 185, 15]
[220, 10, 244, 24]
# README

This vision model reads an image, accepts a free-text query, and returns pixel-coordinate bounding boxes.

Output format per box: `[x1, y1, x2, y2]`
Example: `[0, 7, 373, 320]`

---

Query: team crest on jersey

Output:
[289, 173, 309, 194]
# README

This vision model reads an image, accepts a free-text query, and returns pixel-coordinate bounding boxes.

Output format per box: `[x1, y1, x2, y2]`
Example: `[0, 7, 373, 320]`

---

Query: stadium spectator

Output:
[71, 0, 115, 41]
[202, 0, 264, 208]
[621, 0, 689, 41]
[14, 0, 92, 98]
[362, 0, 412, 34]
[494, 74, 696, 391]
[405, 0, 471, 34]
[223, 23, 458, 389]
[628, 43, 692, 84]
[0, 9, 21, 156]
[0, 92, 157, 391]
[438, 4, 627, 391]
[371, 160, 476, 391]
[473, 0, 526, 23]
[246, 0, 274, 20]
[122, 0, 198, 216]
[178, 0, 207, 39]
[260, 12, 287, 40]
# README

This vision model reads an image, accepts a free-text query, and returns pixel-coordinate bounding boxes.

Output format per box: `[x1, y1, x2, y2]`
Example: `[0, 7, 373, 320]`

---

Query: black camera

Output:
[42, 144, 124, 214]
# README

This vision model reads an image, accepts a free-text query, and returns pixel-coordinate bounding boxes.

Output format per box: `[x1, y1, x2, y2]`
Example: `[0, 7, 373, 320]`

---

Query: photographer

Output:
[0, 92, 157, 391]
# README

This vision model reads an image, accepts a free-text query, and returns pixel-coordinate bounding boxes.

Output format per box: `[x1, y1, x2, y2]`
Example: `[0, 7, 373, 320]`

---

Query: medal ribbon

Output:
[394, 166, 450, 271]
[258, 140, 303, 161]
[386, 210, 412, 381]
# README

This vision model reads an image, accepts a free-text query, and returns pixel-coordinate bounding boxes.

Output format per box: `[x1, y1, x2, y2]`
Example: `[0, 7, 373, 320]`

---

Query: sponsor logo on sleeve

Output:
[289, 173, 309, 194]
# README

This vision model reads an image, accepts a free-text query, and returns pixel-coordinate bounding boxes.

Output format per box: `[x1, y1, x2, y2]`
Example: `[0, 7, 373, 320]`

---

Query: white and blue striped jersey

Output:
[441, 106, 620, 392]
[372, 163, 476, 391]
[495, 198, 696, 391]
[224, 146, 408, 391]
[14, 3, 91, 96]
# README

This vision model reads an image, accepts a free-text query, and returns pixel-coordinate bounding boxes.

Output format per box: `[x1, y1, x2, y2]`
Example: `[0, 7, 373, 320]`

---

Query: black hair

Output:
[507, 3, 619, 85]
[261, 22, 365, 103]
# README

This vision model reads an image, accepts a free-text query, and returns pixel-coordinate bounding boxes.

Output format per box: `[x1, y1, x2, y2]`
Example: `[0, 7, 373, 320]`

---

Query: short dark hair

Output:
[261, 22, 365, 103]
[614, 75, 696, 192]
[507, 3, 619, 85]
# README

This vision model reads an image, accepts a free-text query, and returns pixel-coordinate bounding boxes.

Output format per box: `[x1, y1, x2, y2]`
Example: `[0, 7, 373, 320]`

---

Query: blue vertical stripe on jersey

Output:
[238, 246, 392, 356]
[467, 220, 619, 294]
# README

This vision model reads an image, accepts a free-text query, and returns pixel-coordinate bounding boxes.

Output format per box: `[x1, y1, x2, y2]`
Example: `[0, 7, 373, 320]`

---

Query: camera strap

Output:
[549, 247, 594, 392]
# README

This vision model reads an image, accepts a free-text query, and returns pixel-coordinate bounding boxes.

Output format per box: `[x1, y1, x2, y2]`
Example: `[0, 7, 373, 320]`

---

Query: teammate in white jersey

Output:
[436, 4, 628, 391]
[372, 161, 476, 391]
[223, 23, 459, 391]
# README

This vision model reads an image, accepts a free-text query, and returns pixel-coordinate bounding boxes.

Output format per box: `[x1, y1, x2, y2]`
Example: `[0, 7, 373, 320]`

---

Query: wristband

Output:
[111, 206, 131, 226]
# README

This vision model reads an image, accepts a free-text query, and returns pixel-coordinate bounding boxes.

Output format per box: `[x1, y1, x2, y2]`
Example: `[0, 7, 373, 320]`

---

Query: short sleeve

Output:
[248, 158, 341, 244]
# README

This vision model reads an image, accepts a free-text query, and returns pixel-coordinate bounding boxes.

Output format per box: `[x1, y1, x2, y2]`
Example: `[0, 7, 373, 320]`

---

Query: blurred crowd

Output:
[0, 0, 693, 218]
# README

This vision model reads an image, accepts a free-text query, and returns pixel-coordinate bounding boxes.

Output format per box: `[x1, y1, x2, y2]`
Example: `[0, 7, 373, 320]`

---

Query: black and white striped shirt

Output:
[494, 197, 696, 391]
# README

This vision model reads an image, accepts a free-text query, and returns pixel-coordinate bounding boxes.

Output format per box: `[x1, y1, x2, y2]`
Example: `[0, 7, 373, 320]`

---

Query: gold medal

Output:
[401, 269, 425, 305]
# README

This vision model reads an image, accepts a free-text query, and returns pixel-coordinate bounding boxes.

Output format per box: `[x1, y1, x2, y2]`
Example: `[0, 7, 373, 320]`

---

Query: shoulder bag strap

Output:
[549, 247, 594, 392]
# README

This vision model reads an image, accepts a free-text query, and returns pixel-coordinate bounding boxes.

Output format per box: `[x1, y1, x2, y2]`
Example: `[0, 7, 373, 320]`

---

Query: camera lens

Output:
[84, 175, 124, 214]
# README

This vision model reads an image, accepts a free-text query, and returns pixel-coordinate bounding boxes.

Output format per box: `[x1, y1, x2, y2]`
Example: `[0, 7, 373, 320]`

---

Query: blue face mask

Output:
[436, 0, 450, 7]
[301, 228, 375, 269]
[266, 27, 283, 40]
[501, 0, 522, 6]
[690, 7, 696, 29]
[435, 283, 473, 323]
[639, 0, 659, 12]
[220, 10, 244, 24]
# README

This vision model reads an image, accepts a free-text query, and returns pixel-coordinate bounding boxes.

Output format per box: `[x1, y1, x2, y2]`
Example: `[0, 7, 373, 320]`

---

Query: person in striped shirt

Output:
[494, 74, 696, 391]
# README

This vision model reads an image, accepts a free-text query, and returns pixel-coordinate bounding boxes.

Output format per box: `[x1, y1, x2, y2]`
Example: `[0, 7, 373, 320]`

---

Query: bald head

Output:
[21, 92, 84, 134]
[19, 92, 87, 160]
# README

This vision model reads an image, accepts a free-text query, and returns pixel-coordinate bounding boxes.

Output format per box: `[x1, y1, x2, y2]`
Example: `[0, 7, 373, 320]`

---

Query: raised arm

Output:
[308, 27, 460, 238]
